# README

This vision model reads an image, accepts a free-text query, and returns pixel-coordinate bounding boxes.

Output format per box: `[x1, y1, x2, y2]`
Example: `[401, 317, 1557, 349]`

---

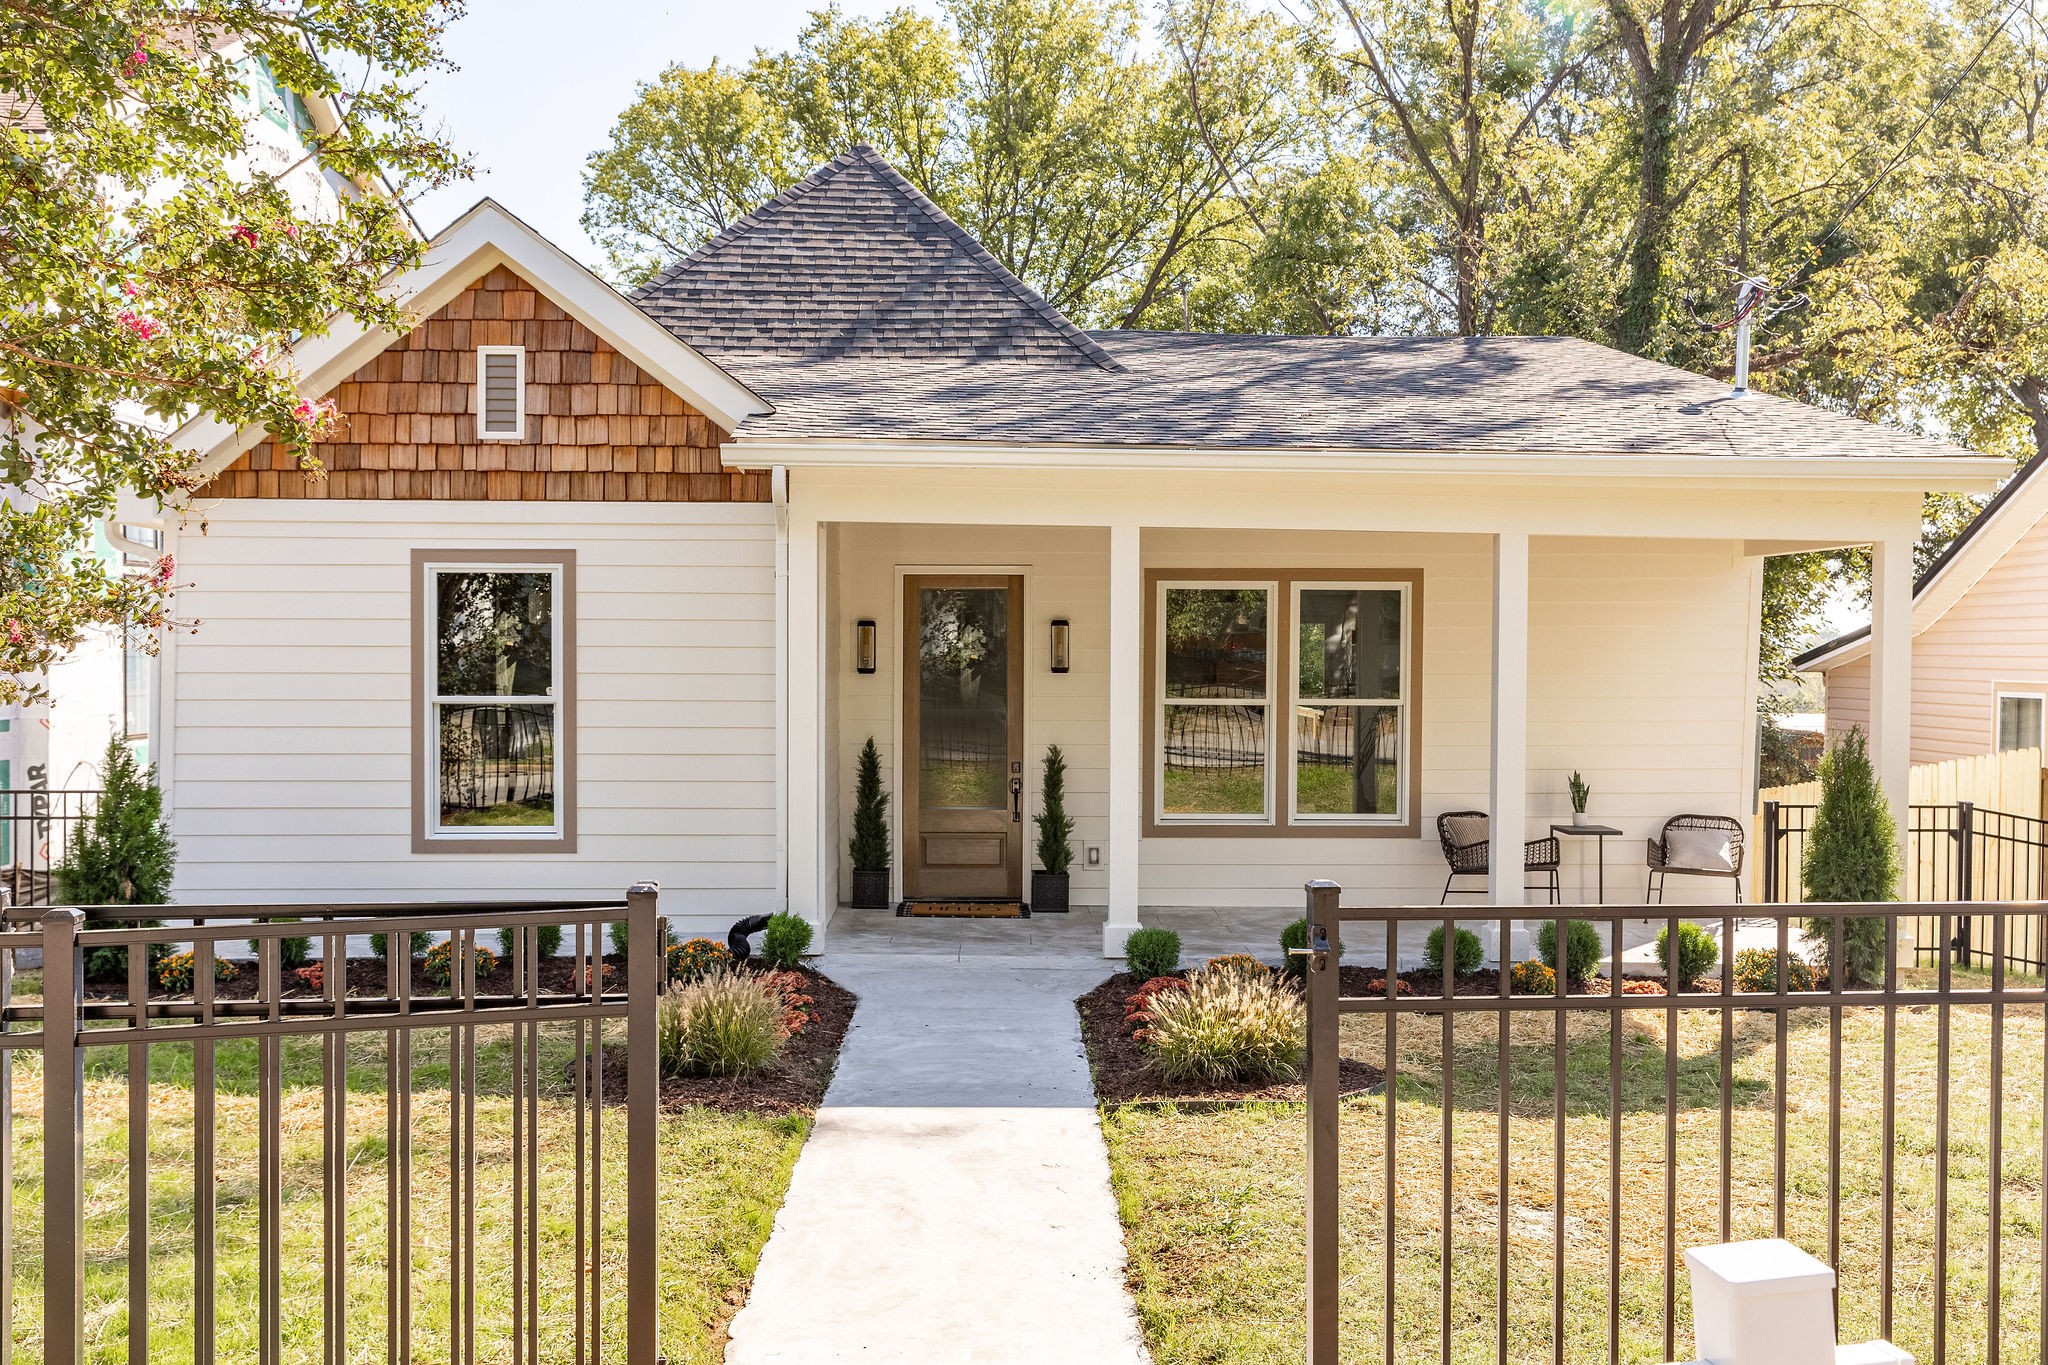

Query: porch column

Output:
[786, 512, 827, 926]
[1490, 532, 1531, 910]
[1870, 530, 1914, 873]
[1105, 523, 1144, 956]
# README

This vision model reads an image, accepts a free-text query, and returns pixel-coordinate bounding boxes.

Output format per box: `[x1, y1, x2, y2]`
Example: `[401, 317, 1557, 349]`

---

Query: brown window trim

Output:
[411, 548, 578, 854]
[1143, 568, 1422, 839]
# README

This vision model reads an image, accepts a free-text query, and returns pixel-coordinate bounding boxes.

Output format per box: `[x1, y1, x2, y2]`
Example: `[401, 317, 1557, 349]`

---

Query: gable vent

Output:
[477, 346, 525, 440]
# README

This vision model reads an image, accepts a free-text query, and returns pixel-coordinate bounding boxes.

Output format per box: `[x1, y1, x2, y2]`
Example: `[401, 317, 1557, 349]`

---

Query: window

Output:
[476, 346, 526, 440]
[1159, 584, 1274, 821]
[1152, 572, 1418, 833]
[413, 551, 575, 852]
[1997, 691, 2045, 754]
[1292, 584, 1407, 823]
[118, 525, 163, 741]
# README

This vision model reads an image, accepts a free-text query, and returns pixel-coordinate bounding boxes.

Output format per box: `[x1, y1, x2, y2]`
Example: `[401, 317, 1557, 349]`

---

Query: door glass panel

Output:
[919, 587, 1009, 809]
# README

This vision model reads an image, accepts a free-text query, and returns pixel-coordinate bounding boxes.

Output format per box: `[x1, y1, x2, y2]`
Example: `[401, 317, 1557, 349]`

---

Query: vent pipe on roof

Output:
[1731, 274, 1766, 395]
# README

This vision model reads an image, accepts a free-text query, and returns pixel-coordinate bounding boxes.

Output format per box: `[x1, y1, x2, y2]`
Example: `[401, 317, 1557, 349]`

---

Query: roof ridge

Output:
[842, 146, 1124, 374]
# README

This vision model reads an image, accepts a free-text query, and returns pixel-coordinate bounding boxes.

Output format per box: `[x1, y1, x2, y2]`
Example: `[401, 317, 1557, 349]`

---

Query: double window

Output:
[413, 551, 575, 851]
[1154, 575, 1415, 831]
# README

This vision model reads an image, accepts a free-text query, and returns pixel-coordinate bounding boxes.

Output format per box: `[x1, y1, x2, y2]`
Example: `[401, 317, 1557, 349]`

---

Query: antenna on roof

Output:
[1685, 268, 1807, 395]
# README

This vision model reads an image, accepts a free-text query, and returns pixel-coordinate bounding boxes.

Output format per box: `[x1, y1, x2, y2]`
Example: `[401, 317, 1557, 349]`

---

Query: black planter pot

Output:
[851, 869, 891, 911]
[1031, 870, 1070, 913]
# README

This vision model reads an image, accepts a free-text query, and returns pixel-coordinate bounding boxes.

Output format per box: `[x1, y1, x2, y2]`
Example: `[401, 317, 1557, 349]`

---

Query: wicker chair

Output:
[1436, 811, 1561, 904]
[1646, 814, 1746, 903]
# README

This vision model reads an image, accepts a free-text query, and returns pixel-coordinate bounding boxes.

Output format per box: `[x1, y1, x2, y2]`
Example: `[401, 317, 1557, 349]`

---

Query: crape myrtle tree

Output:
[0, 2, 467, 702]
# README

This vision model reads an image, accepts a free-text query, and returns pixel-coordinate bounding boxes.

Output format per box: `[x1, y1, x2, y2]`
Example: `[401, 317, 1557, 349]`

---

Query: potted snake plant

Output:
[849, 737, 892, 909]
[1569, 770, 1591, 828]
[1031, 744, 1076, 912]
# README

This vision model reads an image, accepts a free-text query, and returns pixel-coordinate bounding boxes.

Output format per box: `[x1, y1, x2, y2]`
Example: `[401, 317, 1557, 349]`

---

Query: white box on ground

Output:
[1682, 1238, 1913, 1365]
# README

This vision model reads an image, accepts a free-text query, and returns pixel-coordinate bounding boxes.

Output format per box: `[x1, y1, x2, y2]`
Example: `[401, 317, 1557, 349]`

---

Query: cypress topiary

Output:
[57, 738, 177, 981]
[1034, 744, 1074, 874]
[849, 737, 890, 873]
[1800, 726, 1898, 984]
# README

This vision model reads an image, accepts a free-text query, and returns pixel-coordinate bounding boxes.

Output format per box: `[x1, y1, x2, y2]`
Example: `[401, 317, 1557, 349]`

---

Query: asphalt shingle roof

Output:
[634, 146, 1120, 371]
[716, 331, 1983, 460]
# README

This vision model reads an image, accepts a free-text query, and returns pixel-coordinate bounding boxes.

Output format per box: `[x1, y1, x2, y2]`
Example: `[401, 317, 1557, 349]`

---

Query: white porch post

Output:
[1490, 532, 1531, 912]
[786, 512, 827, 926]
[1870, 530, 1914, 874]
[1106, 524, 1144, 956]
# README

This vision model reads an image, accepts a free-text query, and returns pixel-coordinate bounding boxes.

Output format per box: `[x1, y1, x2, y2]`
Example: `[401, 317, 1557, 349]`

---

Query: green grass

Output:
[6, 1013, 809, 1363]
[1162, 764, 1401, 817]
[1102, 979, 2048, 1364]
[439, 800, 555, 827]
[919, 760, 1007, 809]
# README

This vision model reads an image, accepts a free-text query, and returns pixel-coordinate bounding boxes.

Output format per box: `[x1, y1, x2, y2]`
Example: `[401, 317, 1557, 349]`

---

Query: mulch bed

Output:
[1077, 971, 1384, 1105]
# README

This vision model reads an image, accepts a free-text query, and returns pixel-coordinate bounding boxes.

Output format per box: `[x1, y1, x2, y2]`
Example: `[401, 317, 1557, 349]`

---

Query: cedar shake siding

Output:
[198, 266, 765, 502]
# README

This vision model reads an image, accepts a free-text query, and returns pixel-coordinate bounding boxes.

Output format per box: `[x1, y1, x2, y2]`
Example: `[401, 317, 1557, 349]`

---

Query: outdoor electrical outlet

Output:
[1086, 845, 1102, 867]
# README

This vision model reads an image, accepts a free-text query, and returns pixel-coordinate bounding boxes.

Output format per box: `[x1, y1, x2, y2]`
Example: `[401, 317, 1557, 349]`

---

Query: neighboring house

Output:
[154, 147, 2001, 949]
[1799, 452, 2048, 763]
[2, 39, 406, 802]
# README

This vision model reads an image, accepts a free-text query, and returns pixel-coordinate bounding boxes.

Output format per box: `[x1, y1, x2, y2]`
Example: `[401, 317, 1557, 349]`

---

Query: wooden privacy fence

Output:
[0, 888, 662, 1365]
[1302, 883, 2048, 1365]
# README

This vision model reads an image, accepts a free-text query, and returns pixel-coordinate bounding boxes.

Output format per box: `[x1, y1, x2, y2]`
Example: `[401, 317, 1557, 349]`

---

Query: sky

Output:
[408, 0, 936, 270]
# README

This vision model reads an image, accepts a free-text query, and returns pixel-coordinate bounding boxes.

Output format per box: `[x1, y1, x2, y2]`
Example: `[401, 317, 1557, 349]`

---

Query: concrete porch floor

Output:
[815, 902, 1781, 974]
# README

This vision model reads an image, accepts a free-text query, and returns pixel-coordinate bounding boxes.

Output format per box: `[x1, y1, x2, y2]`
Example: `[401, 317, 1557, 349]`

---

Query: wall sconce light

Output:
[1049, 618, 1071, 674]
[855, 619, 877, 674]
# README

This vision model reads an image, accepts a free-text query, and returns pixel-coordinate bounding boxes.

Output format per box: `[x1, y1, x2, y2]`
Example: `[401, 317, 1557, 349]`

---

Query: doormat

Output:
[899, 901, 1029, 919]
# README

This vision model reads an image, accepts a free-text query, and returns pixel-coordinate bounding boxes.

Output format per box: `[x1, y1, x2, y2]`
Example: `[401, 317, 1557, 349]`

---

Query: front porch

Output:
[771, 461, 1930, 956]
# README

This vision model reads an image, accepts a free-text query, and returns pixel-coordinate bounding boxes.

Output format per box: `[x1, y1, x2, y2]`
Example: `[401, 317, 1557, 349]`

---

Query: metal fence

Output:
[1302, 884, 2048, 1365]
[0, 789, 97, 909]
[1762, 800, 2048, 973]
[0, 888, 661, 1365]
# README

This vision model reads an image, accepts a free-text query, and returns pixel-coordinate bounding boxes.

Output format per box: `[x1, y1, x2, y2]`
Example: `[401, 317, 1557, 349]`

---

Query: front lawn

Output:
[1098, 975, 2048, 1364]
[4, 968, 846, 1363]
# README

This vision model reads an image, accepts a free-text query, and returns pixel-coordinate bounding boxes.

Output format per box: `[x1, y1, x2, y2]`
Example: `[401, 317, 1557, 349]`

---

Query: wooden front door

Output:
[903, 575, 1025, 900]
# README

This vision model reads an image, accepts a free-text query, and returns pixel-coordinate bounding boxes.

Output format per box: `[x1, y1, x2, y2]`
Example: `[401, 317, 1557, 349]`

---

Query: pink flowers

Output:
[121, 280, 140, 297]
[122, 41, 148, 75]
[292, 396, 340, 432]
[272, 218, 301, 240]
[118, 310, 162, 341]
[151, 554, 175, 586]
[4, 620, 22, 646]
[230, 224, 258, 248]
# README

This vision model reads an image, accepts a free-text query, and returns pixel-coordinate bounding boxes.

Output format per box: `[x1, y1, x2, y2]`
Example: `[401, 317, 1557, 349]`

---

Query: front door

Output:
[903, 575, 1025, 900]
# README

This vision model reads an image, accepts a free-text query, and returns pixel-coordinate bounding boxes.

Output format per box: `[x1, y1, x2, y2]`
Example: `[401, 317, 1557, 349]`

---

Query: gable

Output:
[198, 266, 766, 502]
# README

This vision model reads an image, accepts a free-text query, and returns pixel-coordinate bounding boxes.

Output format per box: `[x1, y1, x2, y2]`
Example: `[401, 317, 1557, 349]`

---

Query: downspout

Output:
[773, 466, 790, 915]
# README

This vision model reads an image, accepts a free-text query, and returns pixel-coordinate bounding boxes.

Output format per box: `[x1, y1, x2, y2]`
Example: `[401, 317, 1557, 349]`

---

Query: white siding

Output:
[1825, 508, 2048, 764]
[832, 526, 1753, 911]
[168, 501, 779, 935]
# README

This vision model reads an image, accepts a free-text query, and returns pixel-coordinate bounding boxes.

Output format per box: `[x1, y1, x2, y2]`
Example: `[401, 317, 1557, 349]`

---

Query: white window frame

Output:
[1154, 579, 1277, 826]
[476, 345, 526, 441]
[1287, 581, 1411, 827]
[424, 559, 564, 841]
[1995, 688, 2047, 755]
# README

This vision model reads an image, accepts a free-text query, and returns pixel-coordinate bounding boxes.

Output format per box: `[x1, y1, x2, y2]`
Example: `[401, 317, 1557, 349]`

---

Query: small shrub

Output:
[1363, 976, 1414, 996]
[1655, 922, 1720, 989]
[1424, 926, 1484, 978]
[657, 969, 786, 1077]
[1204, 953, 1268, 979]
[58, 738, 176, 981]
[250, 920, 312, 969]
[1123, 976, 1189, 1040]
[849, 737, 891, 872]
[292, 963, 324, 992]
[497, 923, 564, 962]
[1732, 947, 1815, 993]
[1139, 966, 1306, 1084]
[1277, 919, 1347, 977]
[608, 917, 675, 959]
[757, 968, 817, 1038]
[760, 913, 813, 970]
[579, 962, 616, 993]
[423, 939, 499, 987]
[368, 930, 432, 960]
[1124, 927, 1181, 979]
[1800, 727, 1899, 984]
[156, 951, 236, 993]
[667, 937, 733, 983]
[1510, 960, 1557, 995]
[1536, 919, 1604, 984]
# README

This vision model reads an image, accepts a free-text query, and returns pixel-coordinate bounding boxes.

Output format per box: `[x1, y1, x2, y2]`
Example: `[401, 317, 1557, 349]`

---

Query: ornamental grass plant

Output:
[1139, 961, 1306, 1084]
[658, 969, 787, 1078]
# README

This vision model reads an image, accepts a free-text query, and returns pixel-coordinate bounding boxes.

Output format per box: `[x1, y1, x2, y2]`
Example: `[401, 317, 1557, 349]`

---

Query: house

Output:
[1799, 451, 2048, 763]
[153, 147, 2002, 951]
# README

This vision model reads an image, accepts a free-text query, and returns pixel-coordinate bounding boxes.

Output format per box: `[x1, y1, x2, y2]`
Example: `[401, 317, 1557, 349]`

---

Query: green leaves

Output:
[1, 3, 467, 701]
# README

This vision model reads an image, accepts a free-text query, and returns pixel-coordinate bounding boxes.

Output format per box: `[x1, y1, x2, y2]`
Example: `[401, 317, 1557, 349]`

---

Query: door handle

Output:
[1010, 775, 1023, 823]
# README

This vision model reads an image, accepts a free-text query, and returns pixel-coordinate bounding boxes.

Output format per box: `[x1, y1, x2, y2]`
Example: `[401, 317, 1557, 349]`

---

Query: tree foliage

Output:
[1800, 727, 1899, 983]
[849, 737, 892, 872]
[1, 3, 466, 699]
[58, 737, 177, 980]
[565, 0, 2044, 671]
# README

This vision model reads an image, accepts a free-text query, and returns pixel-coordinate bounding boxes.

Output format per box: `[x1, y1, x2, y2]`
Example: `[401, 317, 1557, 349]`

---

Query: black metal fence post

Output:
[626, 882, 662, 1363]
[41, 909, 84, 1365]
[1763, 801, 1781, 902]
[1957, 802, 1975, 967]
[1304, 880, 1341, 1365]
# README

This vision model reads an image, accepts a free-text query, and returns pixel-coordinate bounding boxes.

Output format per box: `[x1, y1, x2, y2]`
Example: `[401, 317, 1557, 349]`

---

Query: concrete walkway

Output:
[724, 956, 1150, 1364]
